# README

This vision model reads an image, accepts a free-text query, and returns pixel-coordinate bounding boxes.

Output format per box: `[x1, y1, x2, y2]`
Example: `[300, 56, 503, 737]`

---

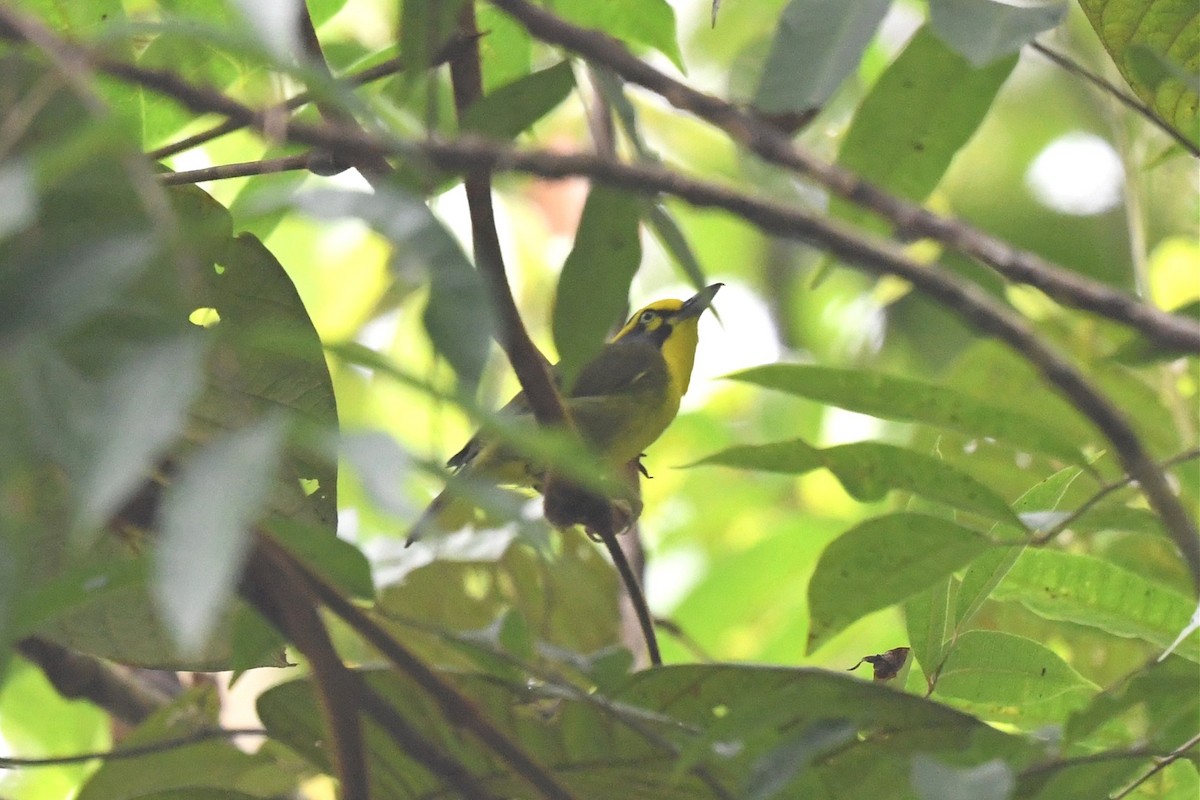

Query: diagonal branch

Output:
[486, 0, 1200, 355]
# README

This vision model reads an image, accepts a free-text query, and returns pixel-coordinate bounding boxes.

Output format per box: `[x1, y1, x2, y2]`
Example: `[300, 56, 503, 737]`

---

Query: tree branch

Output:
[1111, 731, 1200, 800]
[158, 153, 311, 185]
[486, 0, 1200, 355]
[241, 540, 370, 800]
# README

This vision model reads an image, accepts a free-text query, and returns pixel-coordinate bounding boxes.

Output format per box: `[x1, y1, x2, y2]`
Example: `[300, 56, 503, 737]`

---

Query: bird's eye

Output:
[639, 310, 656, 324]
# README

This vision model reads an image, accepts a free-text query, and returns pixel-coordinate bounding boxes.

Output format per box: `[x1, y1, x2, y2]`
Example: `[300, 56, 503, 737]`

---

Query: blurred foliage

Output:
[1, 0, 1197, 798]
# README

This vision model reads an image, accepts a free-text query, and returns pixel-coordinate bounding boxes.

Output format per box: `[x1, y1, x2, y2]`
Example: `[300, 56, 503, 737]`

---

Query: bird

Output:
[407, 283, 722, 545]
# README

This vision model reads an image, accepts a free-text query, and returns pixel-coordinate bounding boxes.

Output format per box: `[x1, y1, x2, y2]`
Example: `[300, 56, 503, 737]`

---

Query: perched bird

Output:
[408, 283, 722, 544]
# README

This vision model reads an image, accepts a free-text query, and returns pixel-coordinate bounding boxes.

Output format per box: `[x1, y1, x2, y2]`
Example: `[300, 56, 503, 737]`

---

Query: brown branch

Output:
[486, 0, 1200, 355]
[241, 541, 370, 800]
[258, 536, 579, 800]
[1030, 41, 1200, 159]
[1111, 731, 1200, 800]
[295, 3, 391, 182]
[15, 638, 173, 726]
[0, 728, 267, 768]
[447, 4, 567, 430]
[1, 6, 1194, 585]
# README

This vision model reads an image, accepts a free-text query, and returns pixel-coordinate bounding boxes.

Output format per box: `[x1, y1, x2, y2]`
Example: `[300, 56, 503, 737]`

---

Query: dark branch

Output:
[486, 0, 1200, 355]
[15, 638, 172, 727]
[241, 540, 370, 800]
[1111, 732, 1200, 800]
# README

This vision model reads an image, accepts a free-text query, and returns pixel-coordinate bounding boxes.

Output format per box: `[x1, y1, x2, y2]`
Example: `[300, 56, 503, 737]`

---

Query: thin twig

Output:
[1030, 41, 1199, 159]
[1032, 447, 1200, 545]
[0, 728, 267, 768]
[158, 153, 311, 185]
[486, 0, 1200, 355]
[1111, 732, 1200, 799]
[148, 55, 402, 161]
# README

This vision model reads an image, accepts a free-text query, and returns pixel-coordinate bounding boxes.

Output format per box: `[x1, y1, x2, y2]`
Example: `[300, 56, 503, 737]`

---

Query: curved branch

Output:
[486, 0, 1200, 355]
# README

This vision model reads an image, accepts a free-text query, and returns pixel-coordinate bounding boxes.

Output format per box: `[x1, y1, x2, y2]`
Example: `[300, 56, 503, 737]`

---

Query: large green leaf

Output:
[1077, 0, 1200, 147]
[552, 186, 642, 387]
[694, 438, 1021, 525]
[934, 630, 1097, 707]
[258, 664, 1030, 799]
[808, 513, 995, 652]
[990, 549, 1200, 662]
[833, 27, 1017, 229]
[461, 61, 576, 140]
[752, 0, 890, 113]
[730, 364, 1088, 466]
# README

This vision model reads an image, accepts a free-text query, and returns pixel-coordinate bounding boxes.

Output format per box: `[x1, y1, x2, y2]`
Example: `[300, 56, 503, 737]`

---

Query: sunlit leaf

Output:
[731, 364, 1087, 466]
[753, 0, 890, 114]
[808, 513, 994, 652]
[695, 438, 1021, 525]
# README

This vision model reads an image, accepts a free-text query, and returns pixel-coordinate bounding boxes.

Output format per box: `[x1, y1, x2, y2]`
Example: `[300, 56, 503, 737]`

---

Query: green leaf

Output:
[833, 27, 1017, 230]
[753, 0, 890, 113]
[911, 756, 1015, 800]
[549, 0, 685, 71]
[990, 550, 1200, 662]
[293, 186, 492, 393]
[552, 186, 642, 387]
[1066, 657, 1199, 752]
[477, 4, 533, 92]
[904, 577, 953, 687]
[399, 0, 467, 74]
[695, 438, 1021, 525]
[645, 203, 709, 291]
[731, 364, 1087, 466]
[929, 0, 1067, 67]
[461, 61, 576, 140]
[154, 417, 286, 655]
[935, 630, 1097, 706]
[954, 465, 1085, 631]
[808, 513, 994, 652]
[745, 719, 858, 800]
[1077, 0, 1200, 147]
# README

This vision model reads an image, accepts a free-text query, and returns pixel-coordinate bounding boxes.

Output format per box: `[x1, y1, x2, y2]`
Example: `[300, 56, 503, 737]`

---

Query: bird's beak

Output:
[675, 283, 723, 321]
